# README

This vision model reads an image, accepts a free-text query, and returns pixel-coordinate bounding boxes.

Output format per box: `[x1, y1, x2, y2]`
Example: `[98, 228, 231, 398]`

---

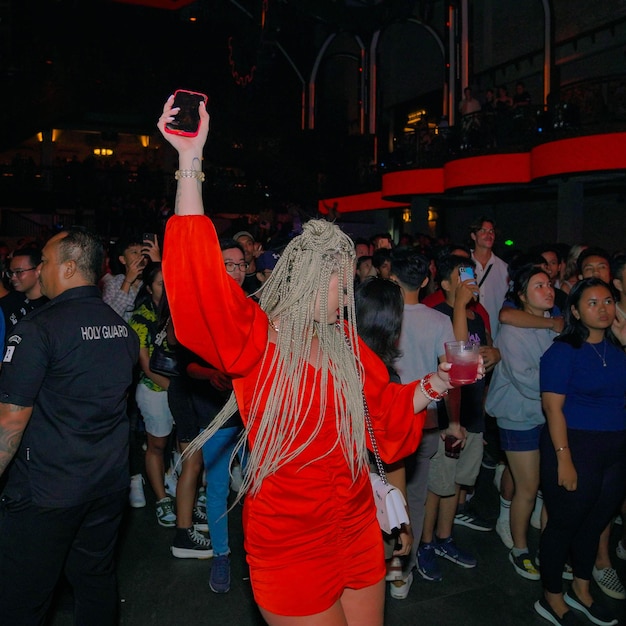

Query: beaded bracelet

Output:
[175, 169, 205, 182]
[419, 372, 449, 402]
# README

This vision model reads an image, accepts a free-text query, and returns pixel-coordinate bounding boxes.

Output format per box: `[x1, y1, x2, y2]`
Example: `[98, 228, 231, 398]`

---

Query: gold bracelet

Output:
[175, 169, 205, 182]
[555, 446, 569, 453]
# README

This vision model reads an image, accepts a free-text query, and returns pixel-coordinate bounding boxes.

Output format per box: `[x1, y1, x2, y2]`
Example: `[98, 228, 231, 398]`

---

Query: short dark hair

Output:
[219, 239, 245, 255]
[436, 254, 476, 285]
[576, 246, 611, 276]
[469, 216, 496, 234]
[356, 255, 373, 269]
[114, 235, 144, 258]
[372, 248, 392, 269]
[611, 253, 626, 280]
[535, 243, 562, 263]
[57, 227, 105, 285]
[435, 243, 471, 261]
[11, 246, 42, 268]
[389, 247, 430, 290]
[371, 233, 393, 246]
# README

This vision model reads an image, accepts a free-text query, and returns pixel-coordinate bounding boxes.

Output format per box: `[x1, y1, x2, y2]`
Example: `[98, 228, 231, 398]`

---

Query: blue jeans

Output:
[201, 427, 240, 556]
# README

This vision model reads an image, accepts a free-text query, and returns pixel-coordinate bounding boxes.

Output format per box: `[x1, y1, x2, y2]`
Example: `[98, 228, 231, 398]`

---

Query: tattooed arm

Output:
[0, 403, 32, 477]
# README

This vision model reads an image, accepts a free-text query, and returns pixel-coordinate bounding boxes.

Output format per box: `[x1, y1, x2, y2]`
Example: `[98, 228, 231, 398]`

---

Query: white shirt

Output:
[471, 251, 509, 340]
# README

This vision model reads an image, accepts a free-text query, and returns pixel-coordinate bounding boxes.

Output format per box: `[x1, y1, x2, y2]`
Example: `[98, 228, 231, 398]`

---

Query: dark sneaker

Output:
[534, 597, 582, 626]
[210, 554, 231, 593]
[434, 536, 477, 568]
[564, 589, 618, 626]
[454, 505, 493, 531]
[156, 496, 176, 528]
[509, 551, 540, 580]
[416, 542, 442, 582]
[193, 505, 208, 532]
[171, 527, 213, 559]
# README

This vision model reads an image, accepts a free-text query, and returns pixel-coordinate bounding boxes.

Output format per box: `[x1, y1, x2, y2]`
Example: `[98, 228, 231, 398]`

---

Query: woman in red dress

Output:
[157, 96, 481, 625]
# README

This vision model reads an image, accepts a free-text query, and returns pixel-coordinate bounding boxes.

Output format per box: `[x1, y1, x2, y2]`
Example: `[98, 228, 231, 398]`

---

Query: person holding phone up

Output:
[157, 93, 483, 625]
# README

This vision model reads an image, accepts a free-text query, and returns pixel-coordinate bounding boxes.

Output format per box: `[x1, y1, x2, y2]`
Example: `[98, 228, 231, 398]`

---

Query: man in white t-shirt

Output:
[469, 217, 509, 339]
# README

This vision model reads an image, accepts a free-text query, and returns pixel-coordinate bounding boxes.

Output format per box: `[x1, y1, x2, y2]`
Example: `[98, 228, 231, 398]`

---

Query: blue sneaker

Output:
[434, 536, 477, 568]
[417, 541, 443, 582]
[210, 554, 231, 593]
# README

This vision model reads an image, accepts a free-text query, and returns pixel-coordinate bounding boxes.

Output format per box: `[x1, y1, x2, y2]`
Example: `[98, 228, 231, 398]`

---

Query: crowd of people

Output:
[0, 94, 625, 626]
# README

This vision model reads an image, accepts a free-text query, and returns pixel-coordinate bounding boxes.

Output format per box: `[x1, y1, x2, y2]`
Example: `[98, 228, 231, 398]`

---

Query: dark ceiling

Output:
[0, 0, 430, 151]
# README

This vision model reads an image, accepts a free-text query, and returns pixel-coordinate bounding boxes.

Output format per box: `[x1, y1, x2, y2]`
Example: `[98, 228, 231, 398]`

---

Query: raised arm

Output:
[158, 96, 267, 376]
[157, 94, 209, 217]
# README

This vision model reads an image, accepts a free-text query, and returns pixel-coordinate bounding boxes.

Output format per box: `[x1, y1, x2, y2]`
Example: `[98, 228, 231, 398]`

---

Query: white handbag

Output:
[363, 396, 410, 534]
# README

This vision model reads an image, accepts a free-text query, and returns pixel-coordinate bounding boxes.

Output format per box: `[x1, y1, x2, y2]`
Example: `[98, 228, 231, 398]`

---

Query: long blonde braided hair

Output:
[184, 219, 367, 498]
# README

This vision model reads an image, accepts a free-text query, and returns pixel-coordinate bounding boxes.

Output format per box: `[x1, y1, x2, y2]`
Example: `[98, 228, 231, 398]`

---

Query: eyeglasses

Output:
[224, 261, 250, 273]
[6, 267, 37, 278]
[477, 228, 495, 235]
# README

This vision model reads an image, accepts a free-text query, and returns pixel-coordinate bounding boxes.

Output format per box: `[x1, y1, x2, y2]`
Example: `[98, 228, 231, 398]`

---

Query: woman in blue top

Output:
[535, 278, 626, 626]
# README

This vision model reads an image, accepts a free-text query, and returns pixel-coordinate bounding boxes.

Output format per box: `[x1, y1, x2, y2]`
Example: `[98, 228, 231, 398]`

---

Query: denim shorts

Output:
[499, 424, 543, 452]
[135, 383, 174, 438]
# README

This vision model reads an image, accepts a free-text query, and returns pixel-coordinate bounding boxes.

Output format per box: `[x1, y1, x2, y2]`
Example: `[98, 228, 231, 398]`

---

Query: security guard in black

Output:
[0, 284, 139, 507]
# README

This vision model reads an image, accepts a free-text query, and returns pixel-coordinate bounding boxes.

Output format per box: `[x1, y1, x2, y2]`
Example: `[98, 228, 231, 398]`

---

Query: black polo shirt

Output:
[0, 285, 139, 507]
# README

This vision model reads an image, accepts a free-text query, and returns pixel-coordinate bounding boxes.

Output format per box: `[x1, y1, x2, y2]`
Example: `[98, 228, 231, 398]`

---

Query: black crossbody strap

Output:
[477, 263, 493, 288]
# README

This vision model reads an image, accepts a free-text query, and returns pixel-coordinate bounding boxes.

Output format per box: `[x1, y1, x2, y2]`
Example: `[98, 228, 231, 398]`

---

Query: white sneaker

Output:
[164, 469, 178, 498]
[495, 517, 514, 549]
[386, 557, 403, 581]
[493, 463, 505, 492]
[617, 540, 626, 561]
[230, 463, 243, 492]
[389, 571, 413, 600]
[593, 566, 626, 600]
[530, 493, 543, 530]
[129, 474, 146, 508]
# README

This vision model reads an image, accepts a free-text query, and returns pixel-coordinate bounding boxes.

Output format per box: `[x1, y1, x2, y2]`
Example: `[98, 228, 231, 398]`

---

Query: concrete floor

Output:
[49, 427, 626, 626]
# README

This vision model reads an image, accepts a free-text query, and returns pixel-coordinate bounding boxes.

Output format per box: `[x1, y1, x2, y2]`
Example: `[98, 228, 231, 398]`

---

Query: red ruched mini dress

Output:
[163, 215, 426, 616]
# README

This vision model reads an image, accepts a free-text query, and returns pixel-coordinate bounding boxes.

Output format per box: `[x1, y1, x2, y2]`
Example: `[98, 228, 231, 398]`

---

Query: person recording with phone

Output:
[102, 235, 161, 322]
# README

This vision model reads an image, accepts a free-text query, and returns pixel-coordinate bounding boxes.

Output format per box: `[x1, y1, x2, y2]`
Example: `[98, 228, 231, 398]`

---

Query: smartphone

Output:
[459, 265, 476, 283]
[165, 89, 208, 137]
[143, 233, 157, 244]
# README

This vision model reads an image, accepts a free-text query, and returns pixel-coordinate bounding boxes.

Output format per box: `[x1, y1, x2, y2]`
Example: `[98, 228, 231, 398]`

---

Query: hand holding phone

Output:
[164, 89, 208, 137]
[459, 265, 479, 299]
[141, 233, 161, 262]
[459, 265, 476, 284]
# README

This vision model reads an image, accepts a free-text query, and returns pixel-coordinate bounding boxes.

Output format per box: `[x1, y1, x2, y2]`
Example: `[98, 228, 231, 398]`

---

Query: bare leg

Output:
[505, 450, 540, 550]
[544, 590, 570, 619]
[500, 464, 514, 501]
[175, 443, 203, 528]
[436, 487, 460, 540]
[259, 579, 385, 626]
[421, 490, 440, 543]
[595, 522, 612, 570]
[570, 576, 594, 606]
[145, 433, 169, 501]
